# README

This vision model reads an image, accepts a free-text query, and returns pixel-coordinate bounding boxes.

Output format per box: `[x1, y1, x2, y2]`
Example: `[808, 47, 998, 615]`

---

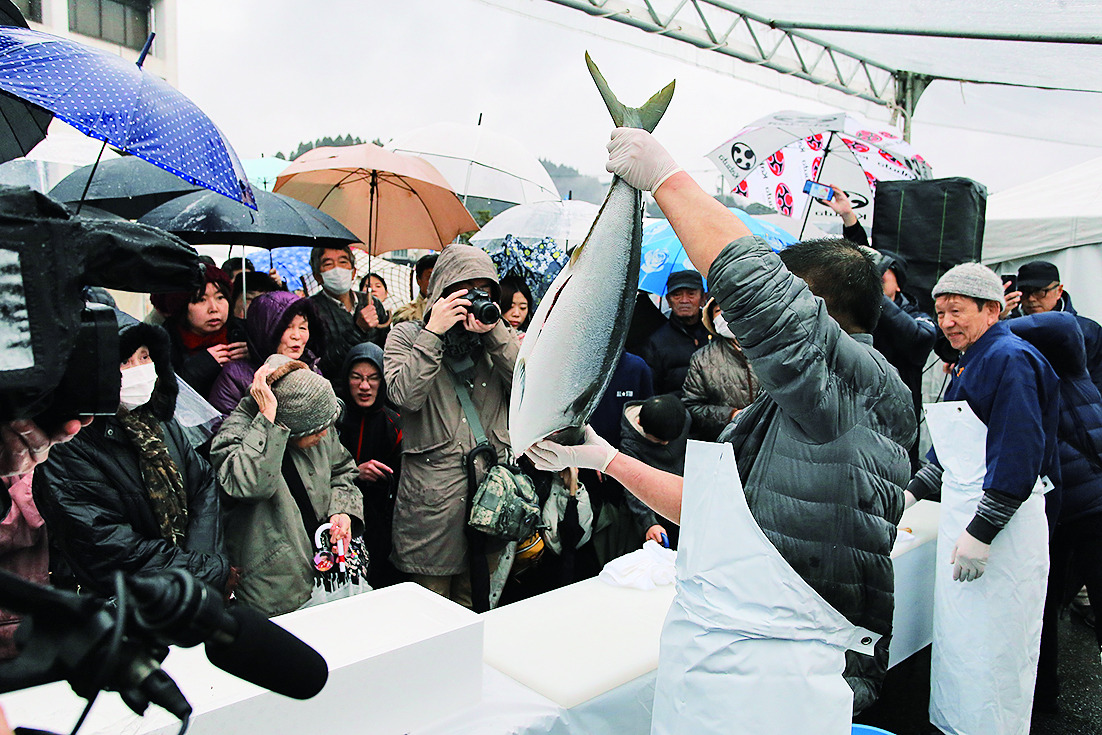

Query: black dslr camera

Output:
[466, 288, 501, 325]
[0, 186, 202, 430]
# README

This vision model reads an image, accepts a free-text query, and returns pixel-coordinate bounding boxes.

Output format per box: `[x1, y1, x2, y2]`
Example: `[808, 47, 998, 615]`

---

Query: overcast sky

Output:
[175, 0, 1102, 195]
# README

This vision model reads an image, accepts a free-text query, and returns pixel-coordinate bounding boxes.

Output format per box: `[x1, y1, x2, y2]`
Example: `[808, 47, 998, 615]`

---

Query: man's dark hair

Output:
[231, 271, 280, 306]
[309, 244, 355, 277]
[415, 253, 438, 279]
[779, 238, 882, 334]
[221, 257, 255, 274]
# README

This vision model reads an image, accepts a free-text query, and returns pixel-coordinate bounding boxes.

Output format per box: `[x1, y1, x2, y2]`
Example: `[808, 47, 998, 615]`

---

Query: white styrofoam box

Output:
[1, 582, 482, 735]
[482, 576, 676, 708]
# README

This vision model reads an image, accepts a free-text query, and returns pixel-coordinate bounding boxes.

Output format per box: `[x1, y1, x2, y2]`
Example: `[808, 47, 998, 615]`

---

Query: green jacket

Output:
[210, 398, 363, 617]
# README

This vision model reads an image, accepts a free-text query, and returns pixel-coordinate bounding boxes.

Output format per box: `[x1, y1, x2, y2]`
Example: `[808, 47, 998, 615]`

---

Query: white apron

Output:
[925, 401, 1049, 735]
[651, 441, 879, 735]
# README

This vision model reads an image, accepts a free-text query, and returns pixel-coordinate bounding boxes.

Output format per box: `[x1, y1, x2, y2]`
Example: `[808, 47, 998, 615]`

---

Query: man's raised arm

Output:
[606, 128, 750, 276]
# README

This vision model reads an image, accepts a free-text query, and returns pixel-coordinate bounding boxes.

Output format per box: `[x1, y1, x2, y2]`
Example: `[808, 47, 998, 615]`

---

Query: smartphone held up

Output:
[803, 180, 834, 201]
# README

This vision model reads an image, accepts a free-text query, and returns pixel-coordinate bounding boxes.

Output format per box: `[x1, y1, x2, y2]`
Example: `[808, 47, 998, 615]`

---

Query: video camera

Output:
[0, 185, 203, 430]
[0, 567, 328, 734]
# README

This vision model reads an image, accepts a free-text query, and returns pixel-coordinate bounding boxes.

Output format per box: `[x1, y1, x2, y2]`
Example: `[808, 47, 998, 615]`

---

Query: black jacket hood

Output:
[116, 310, 177, 421]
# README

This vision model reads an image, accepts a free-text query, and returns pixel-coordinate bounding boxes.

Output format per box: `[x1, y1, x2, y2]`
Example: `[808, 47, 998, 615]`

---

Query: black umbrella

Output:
[0, 0, 53, 163]
[48, 156, 202, 219]
[137, 188, 359, 248]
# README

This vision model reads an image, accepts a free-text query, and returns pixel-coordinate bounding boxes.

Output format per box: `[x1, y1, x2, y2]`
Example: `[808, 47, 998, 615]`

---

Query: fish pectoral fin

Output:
[585, 52, 675, 133]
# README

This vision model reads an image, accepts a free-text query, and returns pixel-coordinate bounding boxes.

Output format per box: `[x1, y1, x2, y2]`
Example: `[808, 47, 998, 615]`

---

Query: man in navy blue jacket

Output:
[907, 264, 1060, 565]
[1008, 311, 1102, 711]
[1005, 260, 1102, 396]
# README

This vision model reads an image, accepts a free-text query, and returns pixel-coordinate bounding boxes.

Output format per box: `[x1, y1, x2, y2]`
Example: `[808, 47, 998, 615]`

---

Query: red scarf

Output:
[179, 325, 228, 353]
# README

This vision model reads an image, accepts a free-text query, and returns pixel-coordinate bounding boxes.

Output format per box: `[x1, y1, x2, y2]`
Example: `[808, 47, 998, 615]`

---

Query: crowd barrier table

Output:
[0, 583, 482, 735]
[1, 504, 940, 735]
[421, 499, 942, 734]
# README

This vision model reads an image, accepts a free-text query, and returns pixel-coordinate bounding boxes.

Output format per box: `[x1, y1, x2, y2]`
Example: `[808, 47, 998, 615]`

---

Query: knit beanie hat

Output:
[265, 354, 342, 438]
[932, 262, 1006, 309]
[638, 394, 687, 442]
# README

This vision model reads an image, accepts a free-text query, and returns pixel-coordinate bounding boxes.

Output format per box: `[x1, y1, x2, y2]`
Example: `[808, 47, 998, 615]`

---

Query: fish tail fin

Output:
[586, 51, 675, 132]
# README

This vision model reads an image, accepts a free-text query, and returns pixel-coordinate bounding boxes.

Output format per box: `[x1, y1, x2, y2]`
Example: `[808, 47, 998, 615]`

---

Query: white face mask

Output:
[320, 267, 353, 295]
[120, 362, 158, 411]
[713, 312, 735, 339]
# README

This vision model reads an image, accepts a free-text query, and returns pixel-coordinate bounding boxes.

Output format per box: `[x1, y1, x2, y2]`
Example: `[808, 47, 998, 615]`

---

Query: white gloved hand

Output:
[606, 128, 683, 193]
[526, 425, 618, 473]
[951, 530, 990, 582]
[903, 489, 917, 511]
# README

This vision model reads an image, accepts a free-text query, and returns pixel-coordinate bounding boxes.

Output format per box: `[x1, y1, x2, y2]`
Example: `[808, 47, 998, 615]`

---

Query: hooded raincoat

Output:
[384, 245, 519, 577]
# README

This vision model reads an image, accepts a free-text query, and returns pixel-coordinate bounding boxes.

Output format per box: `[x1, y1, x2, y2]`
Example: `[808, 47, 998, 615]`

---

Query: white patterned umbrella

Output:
[707, 111, 931, 236]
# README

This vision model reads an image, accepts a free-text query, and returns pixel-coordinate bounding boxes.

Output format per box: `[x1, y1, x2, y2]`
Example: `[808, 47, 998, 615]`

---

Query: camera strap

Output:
[444, 361, 487, 447]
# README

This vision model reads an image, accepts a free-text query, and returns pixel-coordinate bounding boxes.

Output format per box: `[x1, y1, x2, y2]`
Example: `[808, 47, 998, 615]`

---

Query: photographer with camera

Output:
[383, 244, 519, 609]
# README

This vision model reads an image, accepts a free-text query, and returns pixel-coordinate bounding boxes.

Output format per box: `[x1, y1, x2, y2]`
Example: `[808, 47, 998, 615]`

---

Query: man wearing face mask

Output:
[32, 314, 233, 597]
[308, 244, 388, 383]
[681, 298, 759, 441]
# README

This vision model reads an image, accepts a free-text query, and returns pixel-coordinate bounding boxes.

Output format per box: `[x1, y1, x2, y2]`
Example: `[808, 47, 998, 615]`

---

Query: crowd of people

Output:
[0, 130, 1100, 733]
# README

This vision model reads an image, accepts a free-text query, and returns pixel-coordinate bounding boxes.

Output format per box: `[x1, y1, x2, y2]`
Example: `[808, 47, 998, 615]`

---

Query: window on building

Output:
[12, 0, 43, 23]
[68, 0, 150, 51]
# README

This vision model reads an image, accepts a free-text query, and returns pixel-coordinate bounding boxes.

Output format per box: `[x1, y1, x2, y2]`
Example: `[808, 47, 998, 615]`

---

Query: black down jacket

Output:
[33, 319, 230, 596]
[681, 339, 759, 441]
[710, 236, 915, 714]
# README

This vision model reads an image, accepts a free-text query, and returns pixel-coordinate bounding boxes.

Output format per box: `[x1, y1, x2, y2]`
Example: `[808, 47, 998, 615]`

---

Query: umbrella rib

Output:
[315, 168, 367, 209]
[394, 173, 451, 244]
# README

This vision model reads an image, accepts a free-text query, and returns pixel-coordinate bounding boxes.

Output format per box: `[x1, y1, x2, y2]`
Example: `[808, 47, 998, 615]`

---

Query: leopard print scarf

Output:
[117, 407, 189, 545]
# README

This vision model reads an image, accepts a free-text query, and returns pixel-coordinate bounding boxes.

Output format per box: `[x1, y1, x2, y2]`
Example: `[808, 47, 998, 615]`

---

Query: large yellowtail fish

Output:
[510, 54, 674, 455]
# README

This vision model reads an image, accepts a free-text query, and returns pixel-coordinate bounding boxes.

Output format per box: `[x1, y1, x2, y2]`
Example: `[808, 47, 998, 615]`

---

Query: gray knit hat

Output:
[265, 354, 343, 438]
[932, 262, 1006, 309]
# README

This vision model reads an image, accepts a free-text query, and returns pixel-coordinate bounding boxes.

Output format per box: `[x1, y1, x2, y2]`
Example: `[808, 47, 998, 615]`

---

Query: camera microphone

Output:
[128, 569, 329, 700]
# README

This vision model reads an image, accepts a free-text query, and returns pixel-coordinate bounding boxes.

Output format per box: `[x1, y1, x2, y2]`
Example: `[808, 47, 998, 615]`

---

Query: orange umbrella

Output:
[273, 143, 478, 255]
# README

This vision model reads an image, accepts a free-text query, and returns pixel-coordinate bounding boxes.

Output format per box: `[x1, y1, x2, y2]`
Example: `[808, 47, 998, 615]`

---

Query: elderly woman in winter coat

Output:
[210, 354, 363, 617]
[384, 244, 519, 609]
[208, 290, 324, 415]
[681, 298, 759, 441]
[33, 316, 232, 597]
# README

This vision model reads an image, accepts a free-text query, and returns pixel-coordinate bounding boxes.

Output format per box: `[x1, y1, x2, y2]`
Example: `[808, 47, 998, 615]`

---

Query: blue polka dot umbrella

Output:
[0, 26, 255, 209]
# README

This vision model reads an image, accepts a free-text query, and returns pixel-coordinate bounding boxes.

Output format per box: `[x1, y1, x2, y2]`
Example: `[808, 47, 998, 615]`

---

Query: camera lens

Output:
[472, 301, 500, 325]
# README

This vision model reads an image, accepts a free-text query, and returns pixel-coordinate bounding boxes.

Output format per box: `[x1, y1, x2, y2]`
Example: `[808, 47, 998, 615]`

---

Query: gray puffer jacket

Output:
[710, 236, 915, 714]
[681, 339, 758, 441]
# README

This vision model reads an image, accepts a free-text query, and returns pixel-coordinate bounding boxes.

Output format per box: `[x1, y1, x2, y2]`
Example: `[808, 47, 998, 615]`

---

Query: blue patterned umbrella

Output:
[640, 208, 798, 295]
[0, 26, 254, 209]
[482, 234, 568, 303]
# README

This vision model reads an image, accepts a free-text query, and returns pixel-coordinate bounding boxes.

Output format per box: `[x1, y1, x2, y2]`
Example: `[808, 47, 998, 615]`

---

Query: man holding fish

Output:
[524, 81, 914, 729]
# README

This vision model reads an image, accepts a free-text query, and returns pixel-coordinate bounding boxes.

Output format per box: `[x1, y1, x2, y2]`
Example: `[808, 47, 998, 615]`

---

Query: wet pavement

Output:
[856, 609, 1101, 735]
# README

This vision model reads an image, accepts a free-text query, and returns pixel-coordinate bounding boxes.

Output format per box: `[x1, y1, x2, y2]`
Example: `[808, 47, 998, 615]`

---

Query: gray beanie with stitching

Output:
[932, 262, 1006, 309]
[265, 355, 343, 438]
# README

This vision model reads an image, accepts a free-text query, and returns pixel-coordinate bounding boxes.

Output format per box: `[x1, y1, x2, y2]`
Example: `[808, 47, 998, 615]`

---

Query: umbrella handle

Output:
[136, 33, 156, 68]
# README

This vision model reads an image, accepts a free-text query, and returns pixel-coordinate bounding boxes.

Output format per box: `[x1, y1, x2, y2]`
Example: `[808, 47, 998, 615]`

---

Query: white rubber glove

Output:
[951, 529, 990, 582]
[903, 490, 917, 511]
[526, 425, 618, 473]
[606, 128, 683, 193]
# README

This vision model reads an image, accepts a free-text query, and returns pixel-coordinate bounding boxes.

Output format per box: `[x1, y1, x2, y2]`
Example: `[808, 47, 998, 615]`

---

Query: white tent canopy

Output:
[983, 154, 1102, 322]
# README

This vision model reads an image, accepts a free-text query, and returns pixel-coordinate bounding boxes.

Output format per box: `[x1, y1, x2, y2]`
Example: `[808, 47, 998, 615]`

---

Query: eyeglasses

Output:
[1022, 283, 1059, 298]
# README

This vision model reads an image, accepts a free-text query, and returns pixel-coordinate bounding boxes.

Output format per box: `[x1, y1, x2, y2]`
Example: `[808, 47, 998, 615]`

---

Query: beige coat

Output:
[210, 399, 363, 617]
[384, 245, 519, 576]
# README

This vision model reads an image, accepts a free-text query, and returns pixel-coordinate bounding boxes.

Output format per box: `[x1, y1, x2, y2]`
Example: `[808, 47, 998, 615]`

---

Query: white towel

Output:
[598, 540, 677, 590]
